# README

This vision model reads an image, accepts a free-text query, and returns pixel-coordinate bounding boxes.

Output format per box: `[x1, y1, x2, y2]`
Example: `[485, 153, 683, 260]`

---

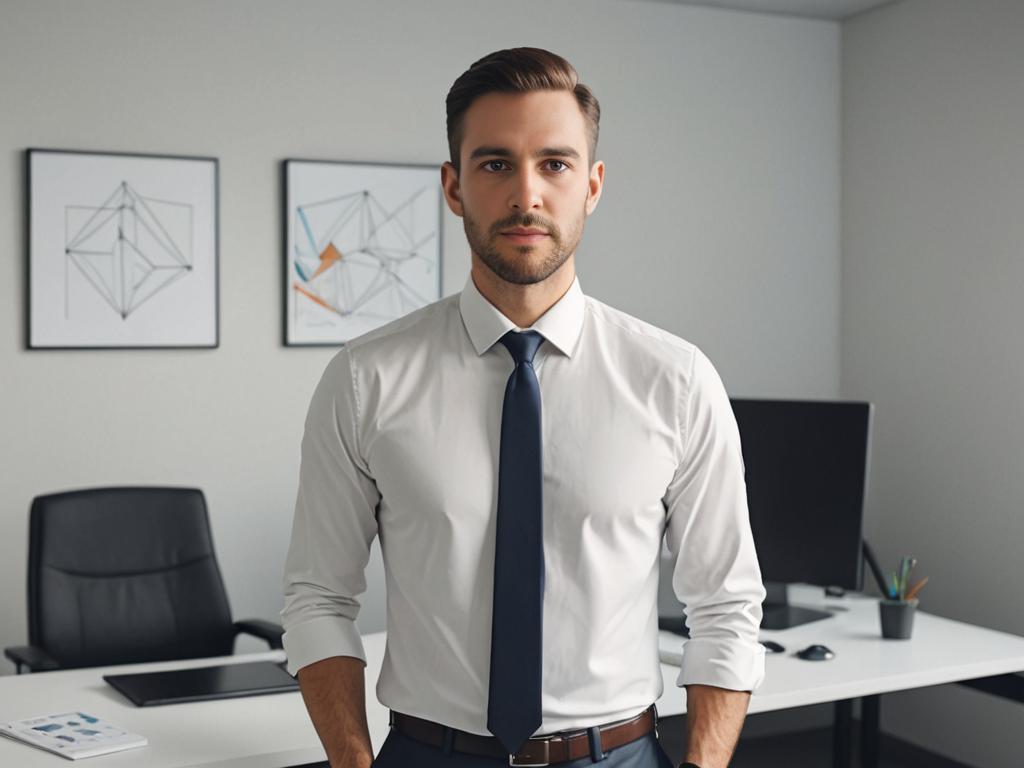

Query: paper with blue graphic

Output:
[0, 711, 146, 760]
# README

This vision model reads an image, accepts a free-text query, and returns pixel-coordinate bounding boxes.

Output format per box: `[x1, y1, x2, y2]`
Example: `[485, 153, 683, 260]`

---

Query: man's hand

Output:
[682, 683, 751, 768]
[297, 656, 374, 768]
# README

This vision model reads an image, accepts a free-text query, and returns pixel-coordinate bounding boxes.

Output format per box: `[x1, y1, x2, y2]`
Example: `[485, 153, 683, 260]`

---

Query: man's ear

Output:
[441, 161, 464, 217]
[585, 160, 605, 216]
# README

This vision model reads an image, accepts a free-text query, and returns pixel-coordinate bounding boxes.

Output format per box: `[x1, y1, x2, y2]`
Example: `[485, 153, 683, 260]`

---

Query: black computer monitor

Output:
[730, 398, 874, 630]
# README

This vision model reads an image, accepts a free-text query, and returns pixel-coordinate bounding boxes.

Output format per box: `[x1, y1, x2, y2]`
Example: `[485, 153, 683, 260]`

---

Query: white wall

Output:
[0, 0, 840, 683]
[843, 1, 1024, 765]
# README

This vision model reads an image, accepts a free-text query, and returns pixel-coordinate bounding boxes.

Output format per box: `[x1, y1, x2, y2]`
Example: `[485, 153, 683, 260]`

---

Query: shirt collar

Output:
[459, 273, 586, 358]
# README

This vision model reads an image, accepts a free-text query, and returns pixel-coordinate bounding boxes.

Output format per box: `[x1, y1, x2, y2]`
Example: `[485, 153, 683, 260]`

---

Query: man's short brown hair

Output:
[445, 47, 601, 171]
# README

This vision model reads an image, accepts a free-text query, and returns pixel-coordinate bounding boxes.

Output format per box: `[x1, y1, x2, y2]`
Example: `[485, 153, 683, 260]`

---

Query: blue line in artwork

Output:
[297, 207, 319, 271]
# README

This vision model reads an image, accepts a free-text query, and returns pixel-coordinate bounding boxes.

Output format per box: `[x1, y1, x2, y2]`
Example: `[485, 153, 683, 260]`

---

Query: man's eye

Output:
[483, 160, 507, 172]
[546, 160, 569, 172]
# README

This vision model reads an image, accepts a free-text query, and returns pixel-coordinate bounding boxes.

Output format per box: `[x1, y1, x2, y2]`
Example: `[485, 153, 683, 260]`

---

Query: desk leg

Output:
[861, 694, 880, 768]
[833, 699, 853, 768]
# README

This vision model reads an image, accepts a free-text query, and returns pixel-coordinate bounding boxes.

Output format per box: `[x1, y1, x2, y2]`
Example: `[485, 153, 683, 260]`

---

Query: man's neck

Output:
[471, 260, 577, 329]
[470, 257, 576, 329]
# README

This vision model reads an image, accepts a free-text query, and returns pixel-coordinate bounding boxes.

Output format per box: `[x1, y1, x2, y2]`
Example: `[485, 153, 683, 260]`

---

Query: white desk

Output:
[3, 588, 1022, 767]
[0, 647, 383, 768]
[659, 584, 1024, 713]
[658, 585, 1024, 766]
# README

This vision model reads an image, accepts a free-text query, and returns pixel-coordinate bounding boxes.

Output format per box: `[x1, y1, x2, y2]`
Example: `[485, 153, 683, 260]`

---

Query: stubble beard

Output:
[463, 205, 586, 286]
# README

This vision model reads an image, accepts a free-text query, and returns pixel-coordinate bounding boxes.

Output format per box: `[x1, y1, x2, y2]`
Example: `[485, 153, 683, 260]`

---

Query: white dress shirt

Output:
[281, 275, 766, 736]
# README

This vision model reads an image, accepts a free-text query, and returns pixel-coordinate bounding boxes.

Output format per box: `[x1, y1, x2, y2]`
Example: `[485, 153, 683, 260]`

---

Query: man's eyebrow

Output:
[468, 146, 512, 160]
[536, 146, 581, 160]
[467, 146, 582, 161]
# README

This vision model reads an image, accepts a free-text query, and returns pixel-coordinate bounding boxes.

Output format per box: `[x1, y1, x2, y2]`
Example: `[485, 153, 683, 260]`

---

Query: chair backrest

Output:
[28, 487, 236, 669]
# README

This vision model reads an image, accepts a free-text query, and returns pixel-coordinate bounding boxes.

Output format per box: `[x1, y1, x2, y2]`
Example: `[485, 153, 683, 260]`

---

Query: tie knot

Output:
[499, 330, 544, 365]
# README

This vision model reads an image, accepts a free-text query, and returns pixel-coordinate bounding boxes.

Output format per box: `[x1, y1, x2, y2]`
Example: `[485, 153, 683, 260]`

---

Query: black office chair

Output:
[4, 486, 283, 674]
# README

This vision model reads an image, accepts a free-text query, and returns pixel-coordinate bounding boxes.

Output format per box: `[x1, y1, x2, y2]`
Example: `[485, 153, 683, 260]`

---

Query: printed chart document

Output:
[0, 712, 147, 760]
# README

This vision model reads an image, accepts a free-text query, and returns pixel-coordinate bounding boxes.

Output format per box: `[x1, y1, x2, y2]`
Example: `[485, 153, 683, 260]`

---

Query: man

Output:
[282, 48, 766, 768]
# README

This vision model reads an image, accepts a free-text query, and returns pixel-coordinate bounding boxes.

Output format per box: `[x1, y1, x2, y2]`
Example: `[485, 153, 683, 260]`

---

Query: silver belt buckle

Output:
[509, 738, 550, 767]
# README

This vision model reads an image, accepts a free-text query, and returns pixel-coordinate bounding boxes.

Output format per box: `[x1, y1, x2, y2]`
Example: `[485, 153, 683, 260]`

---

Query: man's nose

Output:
[508, 167, 542, 211]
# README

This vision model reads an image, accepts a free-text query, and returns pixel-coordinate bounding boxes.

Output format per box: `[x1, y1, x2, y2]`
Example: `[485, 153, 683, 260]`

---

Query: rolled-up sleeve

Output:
[663, 347, 766, 692]
[281, 346, 381, 675]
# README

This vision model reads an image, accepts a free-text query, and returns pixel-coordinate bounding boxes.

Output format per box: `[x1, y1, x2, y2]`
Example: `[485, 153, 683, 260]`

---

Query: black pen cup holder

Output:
[879, 598, 918, 639]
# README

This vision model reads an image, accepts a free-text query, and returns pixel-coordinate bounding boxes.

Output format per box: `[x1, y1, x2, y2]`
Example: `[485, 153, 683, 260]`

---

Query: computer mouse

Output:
[761, 640, 785, 654]
[797, 644, 835, 661]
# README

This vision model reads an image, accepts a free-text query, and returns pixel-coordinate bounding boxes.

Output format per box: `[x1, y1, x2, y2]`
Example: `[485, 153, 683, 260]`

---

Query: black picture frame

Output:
[26, 148, 219, 350]
[282, 157, 444, 347]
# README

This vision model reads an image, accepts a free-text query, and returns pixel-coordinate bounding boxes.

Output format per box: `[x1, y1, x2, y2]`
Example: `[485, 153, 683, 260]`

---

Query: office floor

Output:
[658, 717, 975, 768]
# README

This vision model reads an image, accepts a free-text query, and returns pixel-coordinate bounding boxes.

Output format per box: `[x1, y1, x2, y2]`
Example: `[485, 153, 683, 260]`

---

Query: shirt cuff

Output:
[675, 637, 766, 692]
[282, 615, 367, 676]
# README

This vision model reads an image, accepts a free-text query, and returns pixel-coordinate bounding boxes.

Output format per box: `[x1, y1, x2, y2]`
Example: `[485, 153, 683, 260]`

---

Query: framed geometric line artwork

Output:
[283, 158, 443, 346]
[27, 148, 218, 349]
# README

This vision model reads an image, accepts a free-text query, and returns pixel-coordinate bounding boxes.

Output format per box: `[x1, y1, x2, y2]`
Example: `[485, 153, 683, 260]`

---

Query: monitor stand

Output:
[760, 582, 833, 630]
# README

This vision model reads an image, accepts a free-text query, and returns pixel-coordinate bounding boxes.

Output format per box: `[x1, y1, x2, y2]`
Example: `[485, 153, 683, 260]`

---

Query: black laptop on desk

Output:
[104, 661, 299, 706]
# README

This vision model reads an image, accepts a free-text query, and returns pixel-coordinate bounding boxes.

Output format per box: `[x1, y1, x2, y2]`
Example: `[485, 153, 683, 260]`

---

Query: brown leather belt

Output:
[390, 705, 657, 766]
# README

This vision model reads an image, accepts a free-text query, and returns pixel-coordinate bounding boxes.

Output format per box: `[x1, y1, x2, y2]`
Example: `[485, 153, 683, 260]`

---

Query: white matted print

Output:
[28, 149, 218, 349]
[285, 159, 442, 346]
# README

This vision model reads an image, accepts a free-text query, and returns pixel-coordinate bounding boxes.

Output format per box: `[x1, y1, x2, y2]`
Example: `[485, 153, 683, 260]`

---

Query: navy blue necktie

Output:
[487, 330, 545, 755]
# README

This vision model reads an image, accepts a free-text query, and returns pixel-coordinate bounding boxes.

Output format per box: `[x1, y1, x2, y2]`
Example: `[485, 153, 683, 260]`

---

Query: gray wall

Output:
[843, 1, 1024, 765]
[6, 0, 1017, 762]
[1, 0, 840, 657]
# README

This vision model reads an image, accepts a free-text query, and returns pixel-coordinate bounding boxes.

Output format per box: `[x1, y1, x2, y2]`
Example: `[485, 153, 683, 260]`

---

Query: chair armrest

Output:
[4, 645, 60, 674]
[234, 619, 284, 650]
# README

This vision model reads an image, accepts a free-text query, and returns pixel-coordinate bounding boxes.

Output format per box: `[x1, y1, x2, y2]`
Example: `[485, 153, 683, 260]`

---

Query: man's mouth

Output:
[499, 227, 549, 244]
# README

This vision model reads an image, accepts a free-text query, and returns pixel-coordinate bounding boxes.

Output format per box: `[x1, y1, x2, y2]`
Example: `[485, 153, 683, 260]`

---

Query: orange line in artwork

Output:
[312, 242, 342, 280]
[294, 283, 342, 315]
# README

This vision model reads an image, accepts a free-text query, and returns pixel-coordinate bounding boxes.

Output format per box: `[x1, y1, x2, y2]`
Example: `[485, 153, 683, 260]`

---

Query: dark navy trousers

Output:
[371, 727, 674, 768]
